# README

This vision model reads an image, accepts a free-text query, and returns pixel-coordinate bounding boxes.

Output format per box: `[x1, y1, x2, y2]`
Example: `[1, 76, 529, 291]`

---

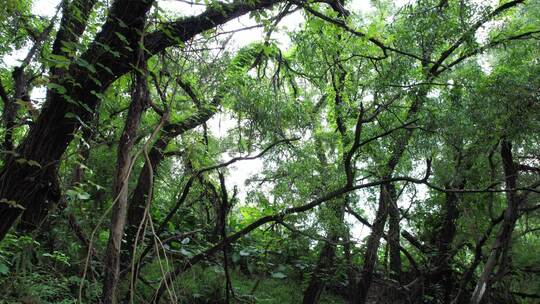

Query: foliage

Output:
[0, 0, 539, 303]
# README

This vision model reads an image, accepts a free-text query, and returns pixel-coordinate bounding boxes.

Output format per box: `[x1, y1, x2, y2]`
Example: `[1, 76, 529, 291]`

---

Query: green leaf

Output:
[47, 83, 67, 94]
[271, 272, 287, 279]
[27, 160, 41, 168]
[47, 54, 70, 68]
[179, 248, 192, 257]
[77, 192, 90, 200]
[76, 58, 97, 73]
[232, 253, 240, 263]
[114, 31, 129, 45]
[0, 263, 9, 275]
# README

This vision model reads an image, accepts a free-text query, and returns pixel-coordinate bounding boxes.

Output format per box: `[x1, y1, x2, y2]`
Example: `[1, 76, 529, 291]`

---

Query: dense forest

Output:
[0, 0, 538, 303]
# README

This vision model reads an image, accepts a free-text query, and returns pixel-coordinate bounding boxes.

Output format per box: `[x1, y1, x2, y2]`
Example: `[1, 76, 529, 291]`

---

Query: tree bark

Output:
[218, 171, 235, 303]
[355, 84, 429, 303]
[387, 183, 401, 282]
[452, 212, 503, 304]
[101, 68, 149, 304]
[2, 67, 25, 155]
[123, 104, 217, 262]
[433, 184, 464, 303]
[303, 240, 338, 304]
[344, 227, 358, 303]
[302, 200, 344, 304]
[357, 183, 391, 304]
[13, 0, 99, 231]
[438, 193, 460, 302]
[0, 0, 283, 243]
[0, 0, 154, 241]
[470, 140, 520, 304]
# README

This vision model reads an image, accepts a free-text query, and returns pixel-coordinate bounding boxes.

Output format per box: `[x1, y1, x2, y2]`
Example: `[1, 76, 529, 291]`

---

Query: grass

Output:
[165, 265, 346, 303]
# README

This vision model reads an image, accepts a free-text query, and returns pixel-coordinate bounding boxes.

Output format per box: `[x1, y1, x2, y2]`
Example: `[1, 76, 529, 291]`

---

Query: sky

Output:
[4, 0, 443, 241]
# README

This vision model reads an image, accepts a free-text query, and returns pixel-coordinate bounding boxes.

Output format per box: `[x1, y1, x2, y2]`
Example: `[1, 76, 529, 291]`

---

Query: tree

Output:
[0, 0, 538, 303]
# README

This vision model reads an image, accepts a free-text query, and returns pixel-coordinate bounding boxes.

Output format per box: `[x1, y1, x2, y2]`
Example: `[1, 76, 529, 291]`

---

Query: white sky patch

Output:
[206, 111, 267, 202]
[346, 212, 369, 240]
[477, 55, 493, 74]
[206, 112, 264, 199]
[474, 19, 503, 75]
[348, 0, 375, 15]
[2, 0, 60, 67]
[32, 0, 60, 17]
[157, 0, 206, 16]
[427, 88, 440, 99]
[207, 111, 236, 139]
[30, 86, 48, 105]
[2, 49, 28, 68]
[223, 155, 265, 201]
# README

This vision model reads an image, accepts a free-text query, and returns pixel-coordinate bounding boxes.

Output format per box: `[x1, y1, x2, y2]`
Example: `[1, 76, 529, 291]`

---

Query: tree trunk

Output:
[434, 186, 462, 303]
[356, 184, 391, 304]
[0, 0, 153, 241]
[386, 184, 401, 282]
[123, 103, 217, 266]
[15, 0, 98, 231]
[2, 67, 25, 155]
[302, 200, 345, 304]
[470, 140, 520, 304]
[0, 0, 281, 242]
[368, 88, 425, 291]
[303, 239, 338, 304]
[16, 165, 61, 232]
[218, 171, 234, 302]
[101, 68, 149, 304]
[452, 212, 503, 304]
[344, 227, 358, 303]
[122, 133, 169, 266]
[303, 67, 347, 302]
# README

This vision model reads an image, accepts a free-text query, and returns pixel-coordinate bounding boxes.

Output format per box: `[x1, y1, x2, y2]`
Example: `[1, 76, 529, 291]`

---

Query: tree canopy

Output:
[0, 0, 539, 303]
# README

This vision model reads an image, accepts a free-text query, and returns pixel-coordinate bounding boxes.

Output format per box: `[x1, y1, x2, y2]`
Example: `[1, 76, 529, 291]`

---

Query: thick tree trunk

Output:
[356, 184, 391, 304]
[344, 227, 358, 303]
[123, 104, 217, 272]
[206, 176, 227, 243]
[434, 186, 462, 303]
[218, 171, 235, 302]
[438, 194, 459, 302]
[16, 166, 61, 232]
[452, 212, 503, 304]
[359, 87, 427, 292]
[0, 0, 282, 242]
[302, 200, 345, 304]
[356, 152, 406, 303]
[51, 0, 98, 62]
[355, 87, 426, 302]
[303, 239, 338, 304]
[0, 0, 153, 241]
[14, 0, 98, 231]
[101, 69, 149, 304]
[354, 197, 390, 301]
[386, 184, 401, 282]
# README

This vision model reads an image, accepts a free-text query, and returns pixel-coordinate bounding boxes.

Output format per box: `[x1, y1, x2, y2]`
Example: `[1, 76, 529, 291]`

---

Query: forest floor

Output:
[172, 266, 346, 303]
